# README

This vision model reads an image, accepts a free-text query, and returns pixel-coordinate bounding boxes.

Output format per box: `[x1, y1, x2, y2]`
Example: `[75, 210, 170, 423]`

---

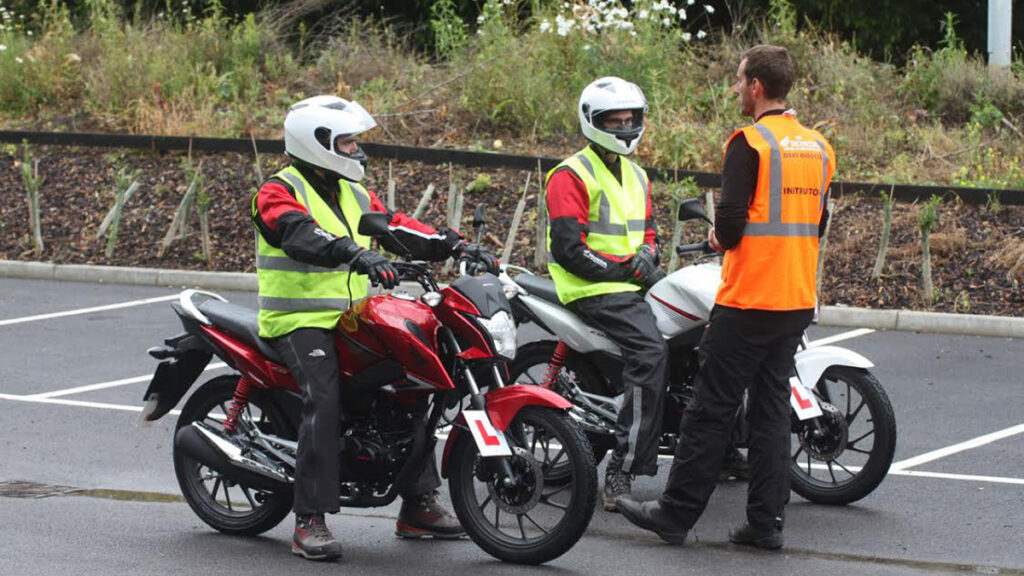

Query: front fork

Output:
[442, 330, 519, 487]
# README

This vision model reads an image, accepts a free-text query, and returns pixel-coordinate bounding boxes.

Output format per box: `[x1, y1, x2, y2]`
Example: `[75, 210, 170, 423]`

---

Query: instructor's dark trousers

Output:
[660, 305, 812, 530]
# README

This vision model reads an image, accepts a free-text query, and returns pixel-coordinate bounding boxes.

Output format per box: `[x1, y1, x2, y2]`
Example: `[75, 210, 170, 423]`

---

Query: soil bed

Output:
[1, 146, 1021, 317]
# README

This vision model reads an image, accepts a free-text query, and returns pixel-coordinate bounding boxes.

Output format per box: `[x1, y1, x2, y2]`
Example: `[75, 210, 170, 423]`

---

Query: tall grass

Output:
[0, 0, 1022, 188]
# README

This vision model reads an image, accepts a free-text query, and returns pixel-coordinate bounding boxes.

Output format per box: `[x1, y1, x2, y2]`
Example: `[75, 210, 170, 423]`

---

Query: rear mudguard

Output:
[141, 347, 212, 422]
[440, 384, 572, 478]
[794, 345, 874, 389]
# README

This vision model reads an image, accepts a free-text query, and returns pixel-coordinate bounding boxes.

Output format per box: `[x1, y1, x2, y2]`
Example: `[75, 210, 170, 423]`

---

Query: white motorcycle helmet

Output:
[578, 77, 648, 155]
[284, 95, 377, 182]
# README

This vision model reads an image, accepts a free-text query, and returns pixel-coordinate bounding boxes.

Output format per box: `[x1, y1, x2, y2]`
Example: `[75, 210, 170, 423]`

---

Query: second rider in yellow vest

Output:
[545, 77, 668, 512]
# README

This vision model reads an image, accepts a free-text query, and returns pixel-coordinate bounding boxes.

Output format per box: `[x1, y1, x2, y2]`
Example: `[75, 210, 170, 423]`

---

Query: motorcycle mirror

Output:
[357, 212, 391, 237]
[678, 198, 713, 224]
[473, 204, 487, 229]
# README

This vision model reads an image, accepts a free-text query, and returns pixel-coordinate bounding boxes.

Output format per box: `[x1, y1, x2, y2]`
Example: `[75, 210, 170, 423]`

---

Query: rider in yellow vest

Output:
[545, 77, 667, 511]
[252, 96, 499, 561]
[619, 45, 836, 551]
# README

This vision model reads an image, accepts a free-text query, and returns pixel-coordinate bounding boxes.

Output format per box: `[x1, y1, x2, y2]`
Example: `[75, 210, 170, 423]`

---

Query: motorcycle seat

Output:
[514, 274, 562, 305]
[197, 300, 284, 365]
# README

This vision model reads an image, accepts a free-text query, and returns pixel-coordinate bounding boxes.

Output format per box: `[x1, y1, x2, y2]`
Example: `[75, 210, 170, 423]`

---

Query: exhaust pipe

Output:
[175, 422, 292, 491]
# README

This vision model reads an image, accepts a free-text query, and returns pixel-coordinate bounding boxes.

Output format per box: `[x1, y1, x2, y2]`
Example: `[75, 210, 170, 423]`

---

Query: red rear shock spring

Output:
[222, 377, 252, 434]
[540, 342, 571, 389]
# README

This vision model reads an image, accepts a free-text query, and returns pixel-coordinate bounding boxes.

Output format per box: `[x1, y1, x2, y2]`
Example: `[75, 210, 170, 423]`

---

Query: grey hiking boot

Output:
[292, 513, 343, 561]
[602, 464, 633, 512]
[396, 491, 465, 539]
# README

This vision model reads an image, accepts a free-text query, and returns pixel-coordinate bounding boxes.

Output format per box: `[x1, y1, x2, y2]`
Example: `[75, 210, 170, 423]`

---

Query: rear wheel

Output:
[449, 406, 597, 565]
[789, 367, 896, 505]
[173, 375, 294, 536]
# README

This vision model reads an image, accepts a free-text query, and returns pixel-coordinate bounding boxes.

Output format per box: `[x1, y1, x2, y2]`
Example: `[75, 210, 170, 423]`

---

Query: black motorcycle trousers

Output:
[271, 327, 441, 515]
[660, 305, 812, 531]
[570, 291, 668, 477]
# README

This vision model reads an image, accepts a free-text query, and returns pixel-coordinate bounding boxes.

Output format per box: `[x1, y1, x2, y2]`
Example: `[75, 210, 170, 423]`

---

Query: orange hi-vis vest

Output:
[715, 113, 836, 311]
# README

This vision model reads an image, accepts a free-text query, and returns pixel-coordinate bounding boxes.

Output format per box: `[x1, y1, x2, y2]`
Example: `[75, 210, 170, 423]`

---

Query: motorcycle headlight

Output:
[478, 310, 517, 360]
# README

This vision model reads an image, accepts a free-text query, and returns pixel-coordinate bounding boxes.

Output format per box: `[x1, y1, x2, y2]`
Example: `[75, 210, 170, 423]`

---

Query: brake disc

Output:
[486, 446, 545, 515]
[798, 402, 848, 461]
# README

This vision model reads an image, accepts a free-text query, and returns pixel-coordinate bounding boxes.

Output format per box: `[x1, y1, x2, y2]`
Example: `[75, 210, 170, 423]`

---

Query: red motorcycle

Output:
[140, 213, 597, 565]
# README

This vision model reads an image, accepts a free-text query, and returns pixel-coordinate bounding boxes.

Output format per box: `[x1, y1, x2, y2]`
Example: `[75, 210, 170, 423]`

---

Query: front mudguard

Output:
[794, 345, 874, 389]
[440, 384, 572, 478]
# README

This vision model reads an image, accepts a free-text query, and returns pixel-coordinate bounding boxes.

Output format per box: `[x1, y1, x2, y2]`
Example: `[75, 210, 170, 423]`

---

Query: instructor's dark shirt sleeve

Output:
[715, 133, 758, 250]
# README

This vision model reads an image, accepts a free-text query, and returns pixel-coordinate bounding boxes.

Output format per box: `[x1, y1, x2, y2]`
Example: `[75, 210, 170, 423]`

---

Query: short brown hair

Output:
[741, 45, 795, 100]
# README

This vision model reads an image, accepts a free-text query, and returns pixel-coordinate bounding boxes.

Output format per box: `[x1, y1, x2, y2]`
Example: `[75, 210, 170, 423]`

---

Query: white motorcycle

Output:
[497, 198, 896, 505]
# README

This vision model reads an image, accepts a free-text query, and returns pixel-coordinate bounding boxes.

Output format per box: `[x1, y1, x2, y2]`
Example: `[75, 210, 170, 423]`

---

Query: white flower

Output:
[539, 19, 551, 33]
[662, 17, 671, 27]
[638, 9, 649, 19]
[688, 0, 695, 4]
[679, 9, 687, 19]
[681, 32, 692, 42]
[0, 44, 6, 51]
[705, 4, 715, 13]
[15, 56, 23, 63]
[477, 15, 484, 23]
[697, 29, 707, 39]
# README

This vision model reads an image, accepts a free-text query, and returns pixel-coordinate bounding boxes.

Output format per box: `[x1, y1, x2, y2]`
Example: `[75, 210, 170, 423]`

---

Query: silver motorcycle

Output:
[497, 198, 896, 505]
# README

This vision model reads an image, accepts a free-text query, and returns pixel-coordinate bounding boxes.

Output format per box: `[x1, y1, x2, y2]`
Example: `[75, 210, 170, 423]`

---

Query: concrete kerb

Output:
[1, 260, 1021, 339]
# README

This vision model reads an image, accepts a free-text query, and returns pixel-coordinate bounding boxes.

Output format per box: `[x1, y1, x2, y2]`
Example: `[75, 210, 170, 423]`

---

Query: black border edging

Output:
[2, 130, 1022, 205]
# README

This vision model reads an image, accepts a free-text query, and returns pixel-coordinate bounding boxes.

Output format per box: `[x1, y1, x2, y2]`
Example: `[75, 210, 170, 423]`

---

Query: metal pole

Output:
[988, 0, 1012, 69]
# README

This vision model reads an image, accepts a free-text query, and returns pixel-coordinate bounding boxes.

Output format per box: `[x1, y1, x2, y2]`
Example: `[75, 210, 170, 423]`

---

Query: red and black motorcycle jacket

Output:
[252, 162, 462, 267]
[546, 146, 658, 282]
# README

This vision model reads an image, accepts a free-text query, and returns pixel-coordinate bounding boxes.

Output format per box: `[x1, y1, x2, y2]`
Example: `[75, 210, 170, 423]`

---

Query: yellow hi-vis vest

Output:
[253, 166, 373, 338]
[545, 146, 649, 304]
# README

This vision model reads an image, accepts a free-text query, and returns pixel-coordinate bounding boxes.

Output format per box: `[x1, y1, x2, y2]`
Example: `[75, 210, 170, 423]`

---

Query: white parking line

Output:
[0, 294, 179, 327]
[807, 328, 875, 348]
[889, 469, 1024, 486]
[890, 422, 1024, 471]
[0, 392, 179, 416]
[26, 362, 229, 399]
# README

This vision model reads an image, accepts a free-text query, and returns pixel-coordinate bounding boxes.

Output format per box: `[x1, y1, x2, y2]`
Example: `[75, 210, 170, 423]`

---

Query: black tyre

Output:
[173, 375, 294, 536]
[508, 341, 617, 467]
[789, 367, 896, 505]
[449, 406, 597, 565]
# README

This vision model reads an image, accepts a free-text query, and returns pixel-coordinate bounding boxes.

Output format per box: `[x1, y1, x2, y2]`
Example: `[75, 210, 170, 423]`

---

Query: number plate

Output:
[463, 410, 513, 457]
[789, 376, 824, 420]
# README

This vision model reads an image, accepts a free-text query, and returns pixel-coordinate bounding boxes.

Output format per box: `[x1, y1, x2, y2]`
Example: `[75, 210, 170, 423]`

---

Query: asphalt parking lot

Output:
[1, 276, 1022, 575]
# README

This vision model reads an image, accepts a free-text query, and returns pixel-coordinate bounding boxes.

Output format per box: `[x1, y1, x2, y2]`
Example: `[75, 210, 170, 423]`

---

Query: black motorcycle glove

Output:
[349, 249, 399, 289]
[439, 227, 465, 256]
[627, 244, 663, 289]
[461, 243, 501, 275]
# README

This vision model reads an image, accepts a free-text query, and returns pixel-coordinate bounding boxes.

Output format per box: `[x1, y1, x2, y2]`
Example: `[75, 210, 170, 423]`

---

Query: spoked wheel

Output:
[507, 342, 618, 474]
[173, 375, 294, 536]
[449, 406, 597, 565]
[789, 366, 896, 505]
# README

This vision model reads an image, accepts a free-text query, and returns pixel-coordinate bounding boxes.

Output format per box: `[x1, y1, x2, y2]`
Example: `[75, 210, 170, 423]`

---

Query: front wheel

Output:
[449, 406, 597, 565]
[789, 367, 896, 505]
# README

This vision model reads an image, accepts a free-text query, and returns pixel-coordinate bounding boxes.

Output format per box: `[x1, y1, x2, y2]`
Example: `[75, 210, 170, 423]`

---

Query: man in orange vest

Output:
[617, 45, 835, 550]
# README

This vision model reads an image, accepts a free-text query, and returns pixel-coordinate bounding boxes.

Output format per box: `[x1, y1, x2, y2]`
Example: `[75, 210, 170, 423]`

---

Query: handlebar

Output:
[391, 261, 439, 292]
[675, 239, 713, 256]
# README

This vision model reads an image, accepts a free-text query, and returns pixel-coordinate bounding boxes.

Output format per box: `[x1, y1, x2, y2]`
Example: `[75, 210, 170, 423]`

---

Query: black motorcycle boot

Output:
[602, 453, 633, 512]
[719, 445, 750, 481]
[292, 514, 344, 561]
[616, 497, 689, 545]
[395, 491, 466, 539]
[728, 521, 784, 550]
